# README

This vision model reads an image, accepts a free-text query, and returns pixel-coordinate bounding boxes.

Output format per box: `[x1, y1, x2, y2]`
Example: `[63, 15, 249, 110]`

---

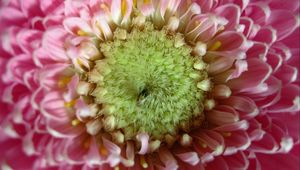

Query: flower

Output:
[0, 0, 299, 169]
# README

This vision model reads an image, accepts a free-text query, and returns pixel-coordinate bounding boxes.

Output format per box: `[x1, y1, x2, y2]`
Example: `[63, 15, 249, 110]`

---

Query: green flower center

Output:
[89, 23, 207, 140]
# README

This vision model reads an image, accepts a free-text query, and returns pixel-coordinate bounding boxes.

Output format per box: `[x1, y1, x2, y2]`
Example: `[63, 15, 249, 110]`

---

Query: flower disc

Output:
[89, 23, 208, 140]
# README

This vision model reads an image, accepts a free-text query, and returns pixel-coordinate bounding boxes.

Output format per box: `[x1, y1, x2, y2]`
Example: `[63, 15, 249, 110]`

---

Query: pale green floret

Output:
[90, 23, 206, 139]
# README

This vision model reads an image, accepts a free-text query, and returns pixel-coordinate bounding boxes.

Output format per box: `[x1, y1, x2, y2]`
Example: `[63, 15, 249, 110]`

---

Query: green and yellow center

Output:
[88, 23, 208, 140]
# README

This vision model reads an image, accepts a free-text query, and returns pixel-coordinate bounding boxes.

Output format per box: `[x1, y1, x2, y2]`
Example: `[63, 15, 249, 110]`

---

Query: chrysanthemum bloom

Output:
[0, 0, 299, 169]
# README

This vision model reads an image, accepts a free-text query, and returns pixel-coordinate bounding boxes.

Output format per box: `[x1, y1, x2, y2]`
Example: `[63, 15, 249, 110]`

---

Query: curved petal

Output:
[214, 4, 241, 30]
[267, 10, 299, 41]
[227, 58, 272, 92]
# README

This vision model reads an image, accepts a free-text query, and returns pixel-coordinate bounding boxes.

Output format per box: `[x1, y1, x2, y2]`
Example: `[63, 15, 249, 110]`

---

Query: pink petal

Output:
[267, 10, 299, 41]
[256, 152, 300, 170]
[16, 29, 42, 53]
[196, 0, 214, 13]
[239, 16, 254, 37]
[252, 27, 277, 45]
[192, 130, 225, 159]
[207, 105, 239, 126]
[46, 117, 84, 138]
[205, 156, 229, 170]
[269, 0, 300, 12]
[223, 151, 249, 169]
[64, 134, 88, 163]
[158, 147, 178, 170]
[268, 84, 300, 113]
[63, 17, 93, 35]
[220, 96, 258, 120]
[20, 0, 42, 17]
[208, 57, 235, 75]
[136, 133, 149, 155]
[223, 131, 251, 155]
[274, 65, 298, 84]
[249, 132, 279, 153]
[0, 7, 26, 27]
[42, 27, 69, 62]
[244, 3, 271, 25]
[266, 52, 283, 72]
[175, 152, 200, 166]
[40, 0, 64, 14]
[246, 41, 268, 59]
[227, 58, 272, 92]
[214, 4, 241, 30]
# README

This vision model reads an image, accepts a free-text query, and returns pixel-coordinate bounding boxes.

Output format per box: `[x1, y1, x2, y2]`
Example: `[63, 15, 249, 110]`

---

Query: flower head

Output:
[0, 0, 299, 169]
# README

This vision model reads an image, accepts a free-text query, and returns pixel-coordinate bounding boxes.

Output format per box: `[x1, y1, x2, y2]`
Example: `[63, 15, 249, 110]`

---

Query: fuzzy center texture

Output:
[90, 24, 206, 139]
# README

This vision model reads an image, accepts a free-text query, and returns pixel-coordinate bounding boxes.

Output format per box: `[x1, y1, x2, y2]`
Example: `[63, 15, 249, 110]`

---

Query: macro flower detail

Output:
[0, 0, 299, 170]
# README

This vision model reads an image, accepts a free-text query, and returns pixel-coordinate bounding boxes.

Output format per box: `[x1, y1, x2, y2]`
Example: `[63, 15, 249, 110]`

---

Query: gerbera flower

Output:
[0, 0, 299, 169]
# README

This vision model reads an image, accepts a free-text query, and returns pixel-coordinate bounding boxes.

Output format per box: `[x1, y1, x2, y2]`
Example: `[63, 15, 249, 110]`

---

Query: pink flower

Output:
[0, 0, 299, 169]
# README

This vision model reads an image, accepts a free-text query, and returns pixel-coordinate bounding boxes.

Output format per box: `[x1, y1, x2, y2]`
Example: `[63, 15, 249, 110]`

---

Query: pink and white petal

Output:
[43, 15, 65, 28]
[267, 10, 299, 41]
[102, 137, 121, 155]
[46, 117, 84, 138]
[247, 119, 266, 141]
[214, 120, 249, 132]
[2, 83, 30, 106]
[270, 113, 300, 143]
[0, 7, 27, 28]
[139, 1, 155, 17]
[192, 130, 225, 160]
[241, 75, 281, 98]
[239, 16, 254, 37]
[175, 152, 200, 166]
[227, 0, 250, 10]
[207, 105, 239, 126]
[38, 63, 71, 90]
[0, 137, 37, 170]
[246, 41, 268, 60]
[42, 27, 69, 62]
[244, 3, 271, 25]
[222, 151, 249, 169]
[20, 0, 42, 17]
[219, 96, 258, 120]
[265, 52, 283, 72]
[228, 59, 248, 80]
[268, 84, 300, 113]
[222, 131, 251, 155]
[249, 132, 279, 153]
[157, 147, 179, 170]
[268, 0, 300, 12]
[214, 4, 241, 30]
[281, 27, 299, 64]
[227, 58, 272, 93]
[40, 91, 70, 120]
[195, 0, 215, 13]
[208, 57, 235, 76]
[63, 17, 93, 36]
[1, 27, 23, 55]
[208, 31, 245, 52]
[185, 15, 217, 42]
[177, 2, 201, 32]
[16, 29, 42, 54]
[136, 133, 149, 155]
[252, 27, 277, 45]
[64, 134, 89, 164]
[120, 141, 135, 167]
[5, 54, 36, 84]
[121, 0, 133, 26]
[40, 0, 64, 15]
[274, 65, 298, 84]
[163, 0, 181, 20]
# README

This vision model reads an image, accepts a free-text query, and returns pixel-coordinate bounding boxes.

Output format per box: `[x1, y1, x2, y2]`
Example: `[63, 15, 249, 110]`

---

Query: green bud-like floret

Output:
[90, 23, 206, 139]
